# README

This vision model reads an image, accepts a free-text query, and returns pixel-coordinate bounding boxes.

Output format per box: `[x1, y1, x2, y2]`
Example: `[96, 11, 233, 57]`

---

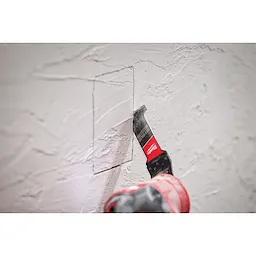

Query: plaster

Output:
[0, 43, 256, 212]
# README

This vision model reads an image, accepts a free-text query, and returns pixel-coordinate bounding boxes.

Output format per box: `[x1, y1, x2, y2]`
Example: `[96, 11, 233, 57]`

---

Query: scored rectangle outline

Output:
[92, 66, 135, 175]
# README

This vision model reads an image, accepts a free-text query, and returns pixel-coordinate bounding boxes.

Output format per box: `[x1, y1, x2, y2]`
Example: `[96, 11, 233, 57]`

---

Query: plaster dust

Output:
[0, 44, 256, 212]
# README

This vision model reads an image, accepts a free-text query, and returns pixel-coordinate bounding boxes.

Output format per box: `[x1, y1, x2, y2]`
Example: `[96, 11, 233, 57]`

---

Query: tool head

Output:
[104, 173, 190, 213]
[133, 105, 173, 177]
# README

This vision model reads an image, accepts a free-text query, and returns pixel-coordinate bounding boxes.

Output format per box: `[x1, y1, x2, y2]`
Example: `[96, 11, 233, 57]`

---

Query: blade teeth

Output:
[133, 104, 147, 117]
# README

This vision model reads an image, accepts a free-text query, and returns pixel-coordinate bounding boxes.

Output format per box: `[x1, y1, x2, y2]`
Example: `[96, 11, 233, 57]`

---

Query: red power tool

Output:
[104, 105, 190, 213]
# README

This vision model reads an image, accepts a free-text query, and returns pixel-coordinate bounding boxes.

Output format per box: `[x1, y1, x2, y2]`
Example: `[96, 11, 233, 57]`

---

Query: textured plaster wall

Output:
[0, 44, 256, 212]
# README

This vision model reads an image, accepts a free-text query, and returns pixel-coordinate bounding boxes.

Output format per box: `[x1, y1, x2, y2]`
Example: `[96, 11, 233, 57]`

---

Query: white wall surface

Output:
[0, 43, 256, 212]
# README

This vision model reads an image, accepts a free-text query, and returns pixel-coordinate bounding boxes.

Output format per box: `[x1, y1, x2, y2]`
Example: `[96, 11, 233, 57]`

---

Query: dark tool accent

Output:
[133, 105, 153, 147]
[146, 151, 173, 178]
[111, 186, 170, 213]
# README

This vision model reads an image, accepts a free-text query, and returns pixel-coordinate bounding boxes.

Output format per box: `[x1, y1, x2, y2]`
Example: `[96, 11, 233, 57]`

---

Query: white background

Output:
[0, 0, 256, 254]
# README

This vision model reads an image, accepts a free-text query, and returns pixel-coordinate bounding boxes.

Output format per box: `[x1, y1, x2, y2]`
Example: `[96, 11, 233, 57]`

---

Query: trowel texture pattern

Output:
[0, 44, 256, 212]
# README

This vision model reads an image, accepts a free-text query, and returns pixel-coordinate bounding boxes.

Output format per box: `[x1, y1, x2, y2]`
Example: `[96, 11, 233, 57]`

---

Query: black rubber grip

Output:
[146, 151, 173, 178]
[106, 186, 171, 213]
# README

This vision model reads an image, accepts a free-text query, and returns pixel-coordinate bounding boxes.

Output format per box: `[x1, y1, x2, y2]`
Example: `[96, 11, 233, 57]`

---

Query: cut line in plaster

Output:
[93, 159, 133, 176]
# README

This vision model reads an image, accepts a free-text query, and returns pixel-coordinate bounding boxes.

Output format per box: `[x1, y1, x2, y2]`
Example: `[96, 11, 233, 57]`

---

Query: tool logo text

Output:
[146, 143, 157, 155]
